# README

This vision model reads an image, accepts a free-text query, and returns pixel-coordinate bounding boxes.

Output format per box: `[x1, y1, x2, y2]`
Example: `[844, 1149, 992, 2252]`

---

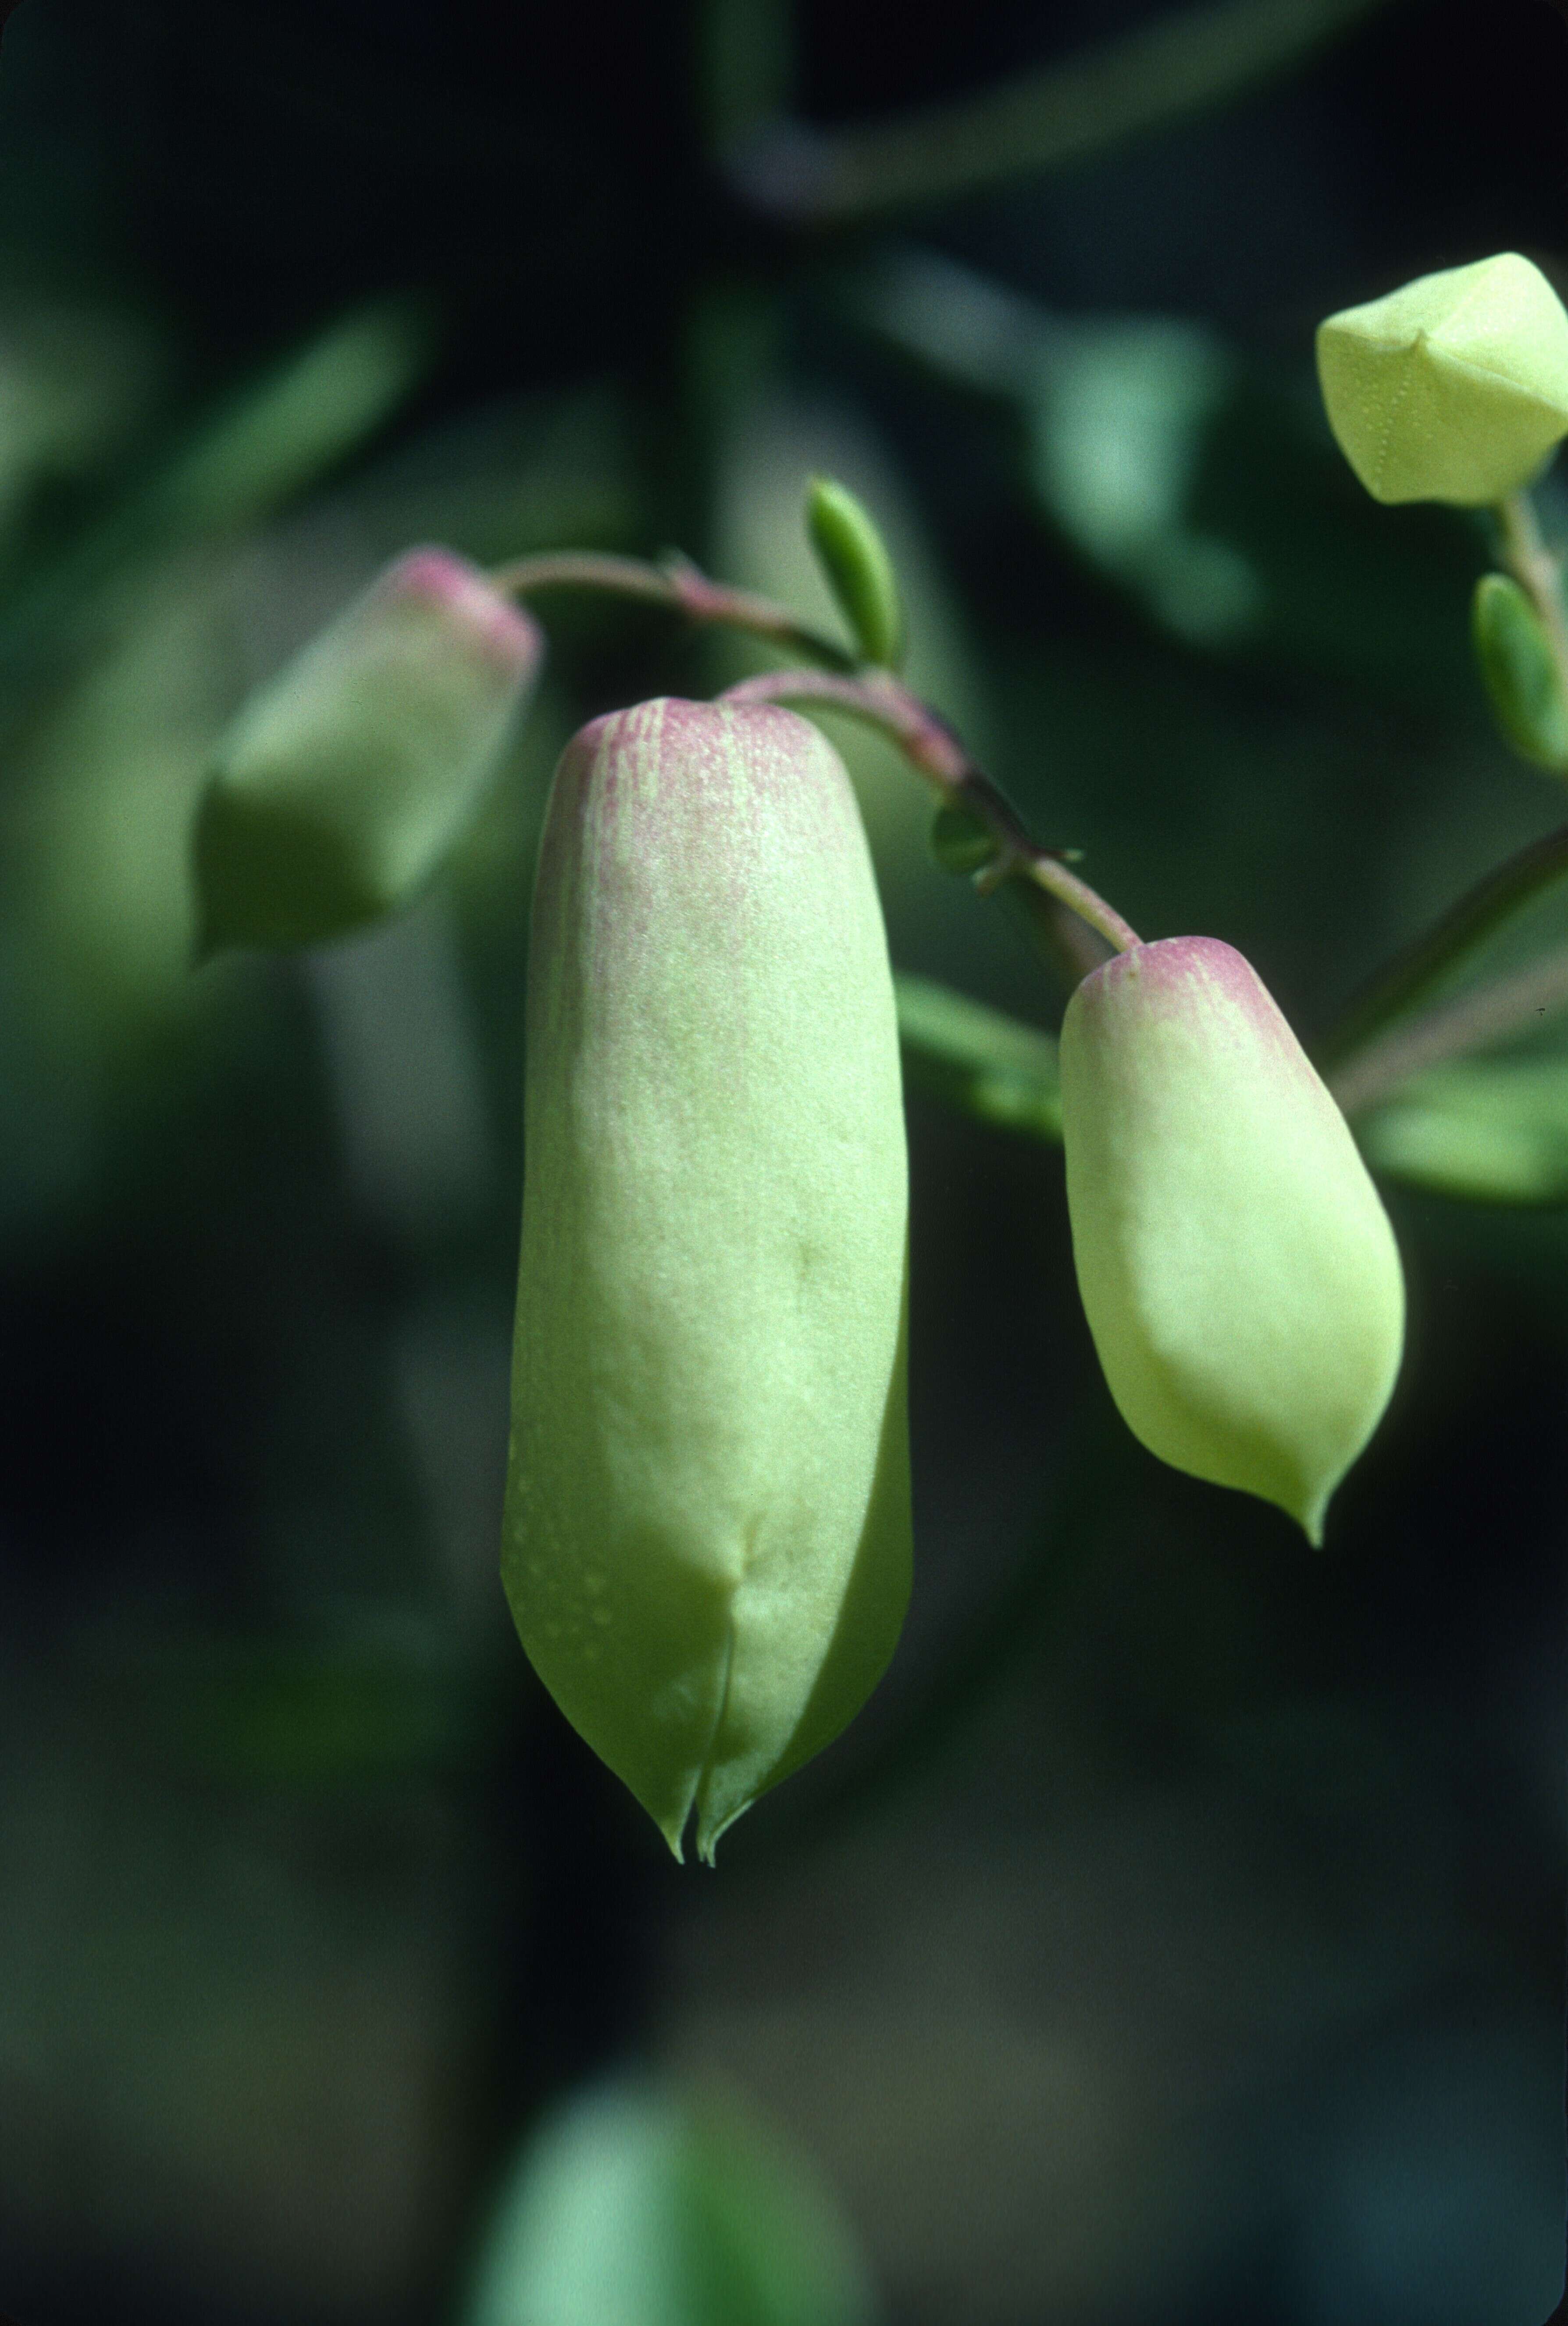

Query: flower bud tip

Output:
[388, 548, 544, 671]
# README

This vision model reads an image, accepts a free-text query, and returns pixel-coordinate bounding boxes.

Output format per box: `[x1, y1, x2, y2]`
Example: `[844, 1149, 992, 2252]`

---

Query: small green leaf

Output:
[1471, 573, 1568, 772]
[463, 2079, 878, 2326]
[926, 799, 998, 876]
[805, 474, 905, 667]
[895, 973, 1061, 1139]
[1359, 1057, 1568, 1204]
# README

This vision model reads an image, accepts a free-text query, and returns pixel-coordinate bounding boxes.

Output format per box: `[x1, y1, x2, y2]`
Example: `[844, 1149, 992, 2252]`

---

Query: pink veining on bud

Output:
[1079, 934, 1303, 1072]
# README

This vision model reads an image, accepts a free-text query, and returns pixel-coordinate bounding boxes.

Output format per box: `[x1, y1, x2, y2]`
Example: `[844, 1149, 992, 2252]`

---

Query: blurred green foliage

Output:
[0, 4, 1565, 2326]
[895, 971, 1062, 1138]
[463, 2080, 877, 2326]
[1359, 1056, 1568, 1204]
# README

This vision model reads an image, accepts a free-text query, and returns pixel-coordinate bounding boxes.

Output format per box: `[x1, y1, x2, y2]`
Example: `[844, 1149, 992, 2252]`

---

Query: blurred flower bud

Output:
[1060, 937, 1404, 1542]
[506, 697, 911, 1860]
[1316, 253, 1568, 506]
[194, 548, 541, 951]
[1471, 571, 1568, 771]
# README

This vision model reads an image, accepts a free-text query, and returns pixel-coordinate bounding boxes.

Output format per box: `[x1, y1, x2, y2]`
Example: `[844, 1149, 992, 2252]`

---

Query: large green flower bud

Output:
[1316, 253, 1568, 506]
[195, 548, 541, 951]
[1059, 938, 1404, 1543]
[505, 698, 911, 1862]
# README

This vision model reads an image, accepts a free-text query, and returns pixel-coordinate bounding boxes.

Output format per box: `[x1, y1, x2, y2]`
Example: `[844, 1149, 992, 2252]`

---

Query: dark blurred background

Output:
[0, 1, 1564, 2322]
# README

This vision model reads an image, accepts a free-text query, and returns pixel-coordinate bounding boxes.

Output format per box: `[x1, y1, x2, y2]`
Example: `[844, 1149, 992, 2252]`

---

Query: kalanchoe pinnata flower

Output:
[1059, 937, 1404, 1543]
[506, 697, 911, 1861]
[194, 548, 541, 952]
[1316, 253, 1568, 507]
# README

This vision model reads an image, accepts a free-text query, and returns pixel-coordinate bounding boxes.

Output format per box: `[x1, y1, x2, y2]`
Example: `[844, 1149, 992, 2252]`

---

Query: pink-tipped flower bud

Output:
[1060, 937, 1405, 1543]
[505, 697, 912, 1861]
[194, 548, 541, 951]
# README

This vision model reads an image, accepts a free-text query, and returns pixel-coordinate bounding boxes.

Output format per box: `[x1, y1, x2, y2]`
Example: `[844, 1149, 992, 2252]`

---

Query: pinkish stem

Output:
[488, 548, 1143, 971]
[486, 551, 856, 672]
[721, 666, 1142, 959]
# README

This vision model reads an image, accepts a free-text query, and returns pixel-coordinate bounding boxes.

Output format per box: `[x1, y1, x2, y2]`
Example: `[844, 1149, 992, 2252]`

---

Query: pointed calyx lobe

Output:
[504, 698, 911, 1860]
[1060, 937, 1404, 1542]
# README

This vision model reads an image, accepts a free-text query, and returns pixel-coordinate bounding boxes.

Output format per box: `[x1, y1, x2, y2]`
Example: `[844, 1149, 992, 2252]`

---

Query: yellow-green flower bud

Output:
[1060, 937, 1404, 1543]
[194, 548, 541, 951]
[1316, 253, 1568, 505]
[505, 697, 911, 1861]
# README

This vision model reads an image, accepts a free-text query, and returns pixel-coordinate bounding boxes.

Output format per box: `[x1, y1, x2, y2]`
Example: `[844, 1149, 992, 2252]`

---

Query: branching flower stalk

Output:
[487, 549, 1141, 975]
[488, 542, 1568, 1095]
[485, 550, 860, 672]
[1315, 814, 1568, 1088]
[1328, 944, 1568, 1118]
[719, 667, 1141, 960]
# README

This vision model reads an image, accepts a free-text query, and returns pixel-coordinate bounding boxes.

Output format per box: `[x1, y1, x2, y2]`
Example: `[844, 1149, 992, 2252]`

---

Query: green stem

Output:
[1314, 820, 1568, 1074]
[488, 546, 1142, 977]
[1329, 944, 1568, 1117]
[725, 0, 1392, 224]
[1495, 489, 1568, 711]
[486, 549, 856, 672]
[719, 665, 1143, 961]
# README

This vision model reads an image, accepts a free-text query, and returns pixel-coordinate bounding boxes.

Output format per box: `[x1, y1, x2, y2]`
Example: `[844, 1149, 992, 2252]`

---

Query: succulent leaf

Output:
[895, 973, 1061, 1140]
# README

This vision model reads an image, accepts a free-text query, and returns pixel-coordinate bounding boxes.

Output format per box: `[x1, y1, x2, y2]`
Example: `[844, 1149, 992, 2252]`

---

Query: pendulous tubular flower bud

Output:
[505, 697, 911, 1862]
[194, 548, 541, 952]
[1059, 937, 1404, 1544]
[1316, 253, 1568, 506]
